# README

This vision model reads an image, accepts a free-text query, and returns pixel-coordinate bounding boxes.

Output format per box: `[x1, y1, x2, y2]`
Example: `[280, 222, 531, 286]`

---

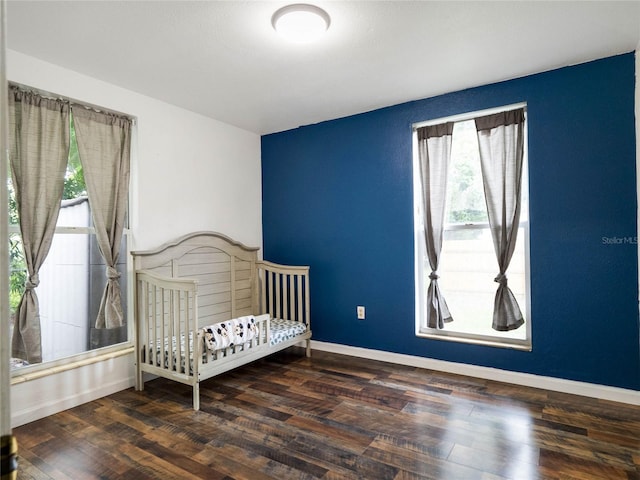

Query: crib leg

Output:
[306, 338, 311, 358]
[193, 383, 200, 411]
[135, 365, 144, 391]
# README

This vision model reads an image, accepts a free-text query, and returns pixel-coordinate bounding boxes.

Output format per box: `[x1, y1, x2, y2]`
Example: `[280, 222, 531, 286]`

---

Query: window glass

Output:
[438, 227, 527, 340]
[446, 120, 487, 224]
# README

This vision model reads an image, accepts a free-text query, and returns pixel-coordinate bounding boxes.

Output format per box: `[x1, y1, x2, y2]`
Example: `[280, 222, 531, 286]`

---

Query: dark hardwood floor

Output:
[13, 348, 640, 479]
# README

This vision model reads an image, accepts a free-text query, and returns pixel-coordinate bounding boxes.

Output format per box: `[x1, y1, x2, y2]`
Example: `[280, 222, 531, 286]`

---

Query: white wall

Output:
[7, 50, 263, 249]
[8, 50, 262, 426]
[39, 200, 90, 362]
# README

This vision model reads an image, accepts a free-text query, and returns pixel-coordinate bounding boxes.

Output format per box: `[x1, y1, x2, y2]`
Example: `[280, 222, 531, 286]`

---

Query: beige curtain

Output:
[475, 108, 526, 331]
[71, 107, 131, 333]
[417, 122, 454, 329]
[8, 86, 70, 363]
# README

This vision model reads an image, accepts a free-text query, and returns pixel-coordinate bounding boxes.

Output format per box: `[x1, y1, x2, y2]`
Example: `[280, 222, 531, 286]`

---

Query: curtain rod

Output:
[8, 81, 137, 125]
[412, 102, 527, 130]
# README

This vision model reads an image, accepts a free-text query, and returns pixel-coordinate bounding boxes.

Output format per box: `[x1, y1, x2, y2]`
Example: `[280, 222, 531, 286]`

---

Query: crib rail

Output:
[257, 261, 310, 328]
[135, 270, 198, 387]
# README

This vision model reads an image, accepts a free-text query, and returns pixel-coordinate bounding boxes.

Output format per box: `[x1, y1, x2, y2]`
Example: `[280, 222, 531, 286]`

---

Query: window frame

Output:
[8, 83, 137, 377]
[413, 103, 532, 350]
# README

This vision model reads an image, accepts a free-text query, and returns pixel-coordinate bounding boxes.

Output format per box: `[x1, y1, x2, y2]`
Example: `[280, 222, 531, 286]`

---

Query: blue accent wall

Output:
[262, 53, 640, 391]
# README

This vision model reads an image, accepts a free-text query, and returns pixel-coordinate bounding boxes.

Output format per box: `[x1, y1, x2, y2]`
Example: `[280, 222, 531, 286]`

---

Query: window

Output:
[8, 84, 133, 368]
[413, 104, 530, 349]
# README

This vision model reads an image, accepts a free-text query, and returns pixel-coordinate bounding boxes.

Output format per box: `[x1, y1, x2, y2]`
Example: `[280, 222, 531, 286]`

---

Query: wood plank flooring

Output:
[13, 348, 640, 479]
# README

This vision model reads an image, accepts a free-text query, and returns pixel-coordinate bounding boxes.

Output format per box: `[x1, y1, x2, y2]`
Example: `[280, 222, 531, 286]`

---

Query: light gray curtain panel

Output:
[417, 122, 454, 329]
[72, 106, 132, 332]
[475, 108, 526, 331]
[8, 86, 70, 363]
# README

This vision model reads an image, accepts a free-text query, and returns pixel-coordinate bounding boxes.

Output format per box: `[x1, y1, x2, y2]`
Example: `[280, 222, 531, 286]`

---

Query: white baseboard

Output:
[311, 340, 640, 406]
[11, 376, 135, 428]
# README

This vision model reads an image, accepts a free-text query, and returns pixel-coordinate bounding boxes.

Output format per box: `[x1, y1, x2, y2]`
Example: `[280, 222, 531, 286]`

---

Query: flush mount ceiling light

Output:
[271, 4, 331, 43]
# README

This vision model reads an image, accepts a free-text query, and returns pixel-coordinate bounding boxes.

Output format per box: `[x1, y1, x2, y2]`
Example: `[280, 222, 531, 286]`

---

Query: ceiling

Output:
[6, 1, 640, 135]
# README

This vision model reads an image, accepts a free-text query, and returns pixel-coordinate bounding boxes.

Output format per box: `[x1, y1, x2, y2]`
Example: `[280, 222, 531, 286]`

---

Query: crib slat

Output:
[175, 289, 181, 373]
[230, 256, 237, 319]
[305, 273, 310, 327]
[297, 274, 303, 324]
[275, 273, 281, 319]
[190, 288, 198, 379]
[151, 284, 158, 367]
[161, 287, 167, 371]
[183, 290, 187, 369]
[146, 281, 152, 365]
[288, 274, 294, 321]
[281, 273, 288, 320]
[268, 271, 274, 317]
[185, 290, 191, 369]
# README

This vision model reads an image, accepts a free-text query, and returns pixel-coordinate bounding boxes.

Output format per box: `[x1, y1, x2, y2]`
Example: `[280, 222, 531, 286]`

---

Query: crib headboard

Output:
[131, 231, 260, 327]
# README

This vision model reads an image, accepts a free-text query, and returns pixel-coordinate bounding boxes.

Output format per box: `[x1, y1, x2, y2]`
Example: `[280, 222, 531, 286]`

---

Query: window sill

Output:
[416, 329, 532, 351]
[10, 343, 135, 385]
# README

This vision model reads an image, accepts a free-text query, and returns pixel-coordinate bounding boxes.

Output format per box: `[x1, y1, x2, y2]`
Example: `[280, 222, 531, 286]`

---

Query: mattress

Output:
[270, 318, 307, 346]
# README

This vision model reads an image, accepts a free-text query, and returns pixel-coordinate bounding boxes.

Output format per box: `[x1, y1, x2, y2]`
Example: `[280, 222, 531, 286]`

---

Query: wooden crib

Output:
[131, 231, 311, 410]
